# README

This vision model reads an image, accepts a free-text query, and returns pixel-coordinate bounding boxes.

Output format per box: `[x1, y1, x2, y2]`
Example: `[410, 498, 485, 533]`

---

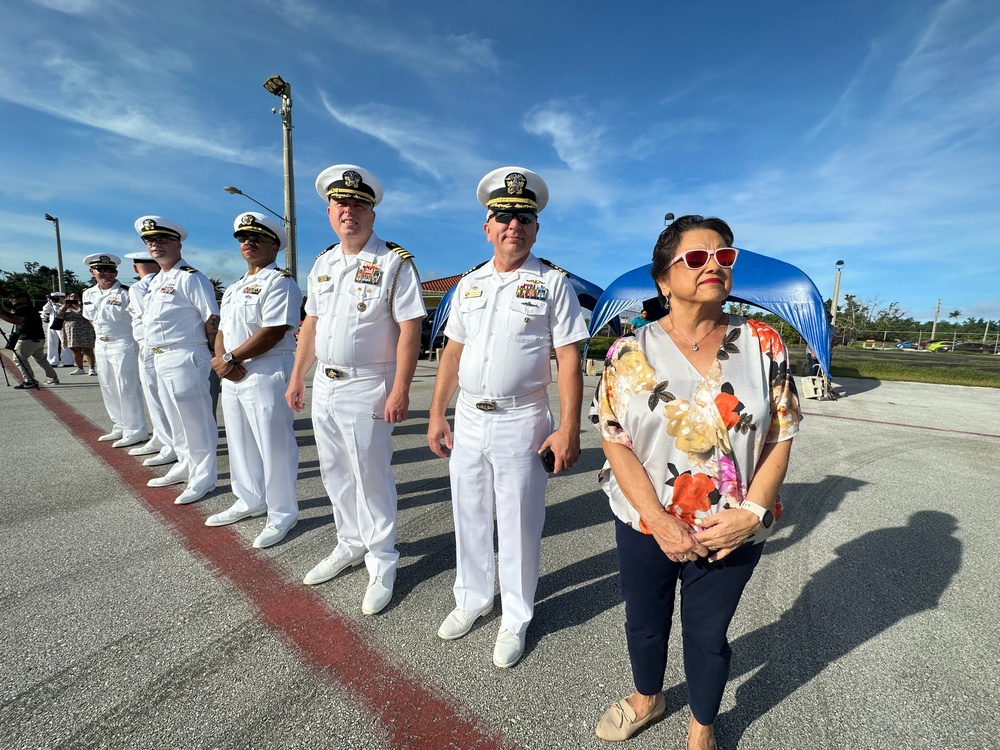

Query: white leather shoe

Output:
[113, 434, 148, 449]
[493, 627, 526, 669]
[147, 475, 186, 488]
[302, 550, 364, 585]
[144, 449, 178, 467]
[361, 572, 395, 615]
[97, 432, 123, 442]
[253, 521, 296, 549]
[175, 485, 213, 505]
[205, 505, 266, 527]
[437, 603, 494, 641]
[129, 440, 163, 456]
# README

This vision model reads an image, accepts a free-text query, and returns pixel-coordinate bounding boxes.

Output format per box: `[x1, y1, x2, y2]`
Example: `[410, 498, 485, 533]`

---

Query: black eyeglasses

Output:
[490, 211, 537, 225]
[143, 236, 177, 246]
[93, 267, 118, 273]
[236, 234, 271, 246]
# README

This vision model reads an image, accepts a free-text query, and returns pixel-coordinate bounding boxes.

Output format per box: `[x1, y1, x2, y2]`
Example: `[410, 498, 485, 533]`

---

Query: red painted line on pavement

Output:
[5, 352, 520, 750]
[800, 410, 1000, 439]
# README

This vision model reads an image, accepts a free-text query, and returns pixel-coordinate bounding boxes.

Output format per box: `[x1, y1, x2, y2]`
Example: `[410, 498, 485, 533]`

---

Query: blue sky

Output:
[2, 0, 998, 324]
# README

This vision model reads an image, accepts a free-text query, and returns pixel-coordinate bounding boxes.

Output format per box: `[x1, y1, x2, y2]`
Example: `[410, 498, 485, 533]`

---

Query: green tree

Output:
[0, 262, 85, 305]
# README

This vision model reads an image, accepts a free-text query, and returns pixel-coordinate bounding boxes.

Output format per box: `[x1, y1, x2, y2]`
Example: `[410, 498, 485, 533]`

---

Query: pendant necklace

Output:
[669, 315, 721, 352]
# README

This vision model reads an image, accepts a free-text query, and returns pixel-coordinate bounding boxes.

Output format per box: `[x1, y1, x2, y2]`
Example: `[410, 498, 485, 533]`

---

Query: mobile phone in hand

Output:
[539, 447, 556, 473]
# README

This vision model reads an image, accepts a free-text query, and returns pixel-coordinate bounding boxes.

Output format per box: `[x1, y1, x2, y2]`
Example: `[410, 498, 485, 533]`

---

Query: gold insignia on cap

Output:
[100, 255, 111, 263]
[505, 172, 526, 196]
[343, 170, 362, 188]
[239, 214, 256, 228]
[142, 218, 156, 231]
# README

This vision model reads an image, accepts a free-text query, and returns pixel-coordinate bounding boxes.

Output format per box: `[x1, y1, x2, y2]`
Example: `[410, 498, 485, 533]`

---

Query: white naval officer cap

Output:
[84, 252, 122, 269]
[124, 250, 159, 264]
[477, 167, 549, 214]
[233, 211, 287, 251]
[48, 291, 66, 298]
[134, 215, 188, 242]
[315, 164, 383, 207]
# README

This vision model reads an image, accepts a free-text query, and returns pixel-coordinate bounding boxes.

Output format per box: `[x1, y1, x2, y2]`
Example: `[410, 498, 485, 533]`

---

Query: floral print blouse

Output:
[593, 316, 801, 544]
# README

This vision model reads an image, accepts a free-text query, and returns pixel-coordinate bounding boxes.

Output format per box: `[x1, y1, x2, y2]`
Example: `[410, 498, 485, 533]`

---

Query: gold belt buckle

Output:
[152, 347, 164, 354]
[325, 367, 345, 379]
[475, 400, 497, 412]
[99, 336, 109, 341]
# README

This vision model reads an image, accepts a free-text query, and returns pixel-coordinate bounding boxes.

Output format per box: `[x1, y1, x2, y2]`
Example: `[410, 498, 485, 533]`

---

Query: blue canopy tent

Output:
[429, 261, 618, 346]
[586, 248, 832, 377]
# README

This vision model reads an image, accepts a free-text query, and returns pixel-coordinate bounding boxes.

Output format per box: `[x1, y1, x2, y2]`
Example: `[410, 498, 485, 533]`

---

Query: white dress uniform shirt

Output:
[142, 260, 220, 495]
[306, 232, 425, 366]
[43, 299, 73, 366]
[304, 231, 426, 579]
[127, 273, 173, 456]
[82, 280, 148, 441]
[444, 252, 588, 638]
[218, 264, 302, 527]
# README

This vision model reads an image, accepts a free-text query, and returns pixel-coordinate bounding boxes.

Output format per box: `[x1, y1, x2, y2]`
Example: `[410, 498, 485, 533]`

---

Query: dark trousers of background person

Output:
[615, 517, 764, 726]
[13, 338, 58, 384]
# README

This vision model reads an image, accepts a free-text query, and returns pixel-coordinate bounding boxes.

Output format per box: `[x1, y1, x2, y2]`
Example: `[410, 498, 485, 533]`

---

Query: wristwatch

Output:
[737, 500, 774, 529]
[222, 351, 239, 365]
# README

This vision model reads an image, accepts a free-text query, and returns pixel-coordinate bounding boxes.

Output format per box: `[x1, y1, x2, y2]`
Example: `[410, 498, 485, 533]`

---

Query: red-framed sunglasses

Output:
[667, 247, 739, 270]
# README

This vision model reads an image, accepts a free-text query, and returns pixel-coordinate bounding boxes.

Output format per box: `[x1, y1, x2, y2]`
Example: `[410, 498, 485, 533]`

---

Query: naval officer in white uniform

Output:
[123, 249, 177, 467]
[43, 292, 74, 367]
[136, 216, 220, 505]
[81, 253, 149, 448]
[427, 167, 588, 668]
[287, 164, 425, 615]
[206, 212, 302, 549]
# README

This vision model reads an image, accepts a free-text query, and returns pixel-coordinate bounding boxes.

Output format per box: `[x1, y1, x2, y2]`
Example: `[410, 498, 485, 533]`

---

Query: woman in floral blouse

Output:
[593, 216, 801, 748]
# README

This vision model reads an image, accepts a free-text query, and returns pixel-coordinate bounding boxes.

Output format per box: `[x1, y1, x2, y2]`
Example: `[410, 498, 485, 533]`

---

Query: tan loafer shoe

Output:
[595, 693, 665, 741]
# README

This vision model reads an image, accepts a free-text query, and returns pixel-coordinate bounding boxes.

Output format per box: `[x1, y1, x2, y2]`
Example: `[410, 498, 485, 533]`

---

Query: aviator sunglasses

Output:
[490, 211, 537, 225]
[668, 247, 739, 270]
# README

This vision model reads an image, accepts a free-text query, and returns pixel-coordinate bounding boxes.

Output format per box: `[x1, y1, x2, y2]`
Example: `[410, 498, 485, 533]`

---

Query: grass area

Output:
[796, 346, 1000, 389]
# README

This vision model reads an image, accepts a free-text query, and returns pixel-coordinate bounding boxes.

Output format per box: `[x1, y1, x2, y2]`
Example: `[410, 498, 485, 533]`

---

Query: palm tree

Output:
[948, 310, 961, 319]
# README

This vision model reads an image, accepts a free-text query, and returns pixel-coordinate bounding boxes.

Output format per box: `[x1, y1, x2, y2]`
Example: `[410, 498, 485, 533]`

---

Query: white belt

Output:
[459, 388, 546, 412]
[320, 362, 393, 379]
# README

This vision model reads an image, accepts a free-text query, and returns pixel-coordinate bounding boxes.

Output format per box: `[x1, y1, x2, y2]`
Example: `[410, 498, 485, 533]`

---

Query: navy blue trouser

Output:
[615, 517, 764, 725]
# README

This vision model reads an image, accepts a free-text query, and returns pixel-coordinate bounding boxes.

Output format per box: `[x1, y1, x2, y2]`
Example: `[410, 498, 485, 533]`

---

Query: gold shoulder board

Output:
[386, 242, 414, 261]
[539, 258, 569, 277]
[180, 265, 198, 274]
[461, 260, 490, 277]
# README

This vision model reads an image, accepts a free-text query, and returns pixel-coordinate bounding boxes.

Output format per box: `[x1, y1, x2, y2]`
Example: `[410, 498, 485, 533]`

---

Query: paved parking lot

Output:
[1, 352, 998, 749]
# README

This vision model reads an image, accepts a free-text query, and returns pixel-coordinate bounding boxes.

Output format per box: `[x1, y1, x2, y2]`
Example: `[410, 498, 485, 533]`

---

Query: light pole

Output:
[43, 214, 65, 293]
[830, 259, 844, 326]
[262, 75, 297, 281]
[224, 186, 285, 223]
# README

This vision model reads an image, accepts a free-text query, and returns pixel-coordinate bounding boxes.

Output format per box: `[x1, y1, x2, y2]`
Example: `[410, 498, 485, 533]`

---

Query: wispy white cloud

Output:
[523, 101, 608, 171]
[261, 0, 498, 76]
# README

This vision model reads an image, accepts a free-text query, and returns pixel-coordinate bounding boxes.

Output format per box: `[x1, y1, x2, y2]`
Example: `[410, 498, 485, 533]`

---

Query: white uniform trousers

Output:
[47, 326, 73, 366]
[94, 337, 147, 440]
[152, 346, 218, 493]
[221, 354, 299, 527]
[138, 344, 173, 452]
[312, 364, 399, 578]
[449, 391, 553, 637]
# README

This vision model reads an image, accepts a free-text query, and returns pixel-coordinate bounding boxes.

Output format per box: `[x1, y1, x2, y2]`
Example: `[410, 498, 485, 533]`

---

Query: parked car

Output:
[927, 341, 953, 352]
[953, 341, 1000, 354]
[420, 311, 445, 357]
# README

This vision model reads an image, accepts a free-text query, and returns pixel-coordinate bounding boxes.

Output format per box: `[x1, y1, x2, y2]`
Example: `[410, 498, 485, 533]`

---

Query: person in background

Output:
[56, 293, 97, 375]
[206, 212, 302, 549]
[0, 290, 60, 389]
[592, 215, 800, 748]
[42, 292, 74, 368]
[427, 166, 588, 669]
[81, 253, 148, 447]
[123, 249, 177, 467]
[287, 164, 424, 615]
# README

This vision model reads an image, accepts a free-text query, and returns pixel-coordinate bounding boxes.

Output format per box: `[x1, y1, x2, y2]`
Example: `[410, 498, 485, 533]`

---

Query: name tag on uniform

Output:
[515, 282, 548, 301]
[354, 262, 383, 285]
[464, 286, 482, 298]
[318, 275, 330, 282]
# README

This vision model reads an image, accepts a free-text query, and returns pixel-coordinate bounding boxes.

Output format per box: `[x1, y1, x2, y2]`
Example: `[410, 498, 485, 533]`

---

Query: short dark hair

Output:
[649, 215, 734, 305]
[11, 289, 30, 301]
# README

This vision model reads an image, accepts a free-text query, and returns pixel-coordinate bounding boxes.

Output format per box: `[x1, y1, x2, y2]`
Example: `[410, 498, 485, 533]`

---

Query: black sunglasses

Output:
[490, 211, 537, 225]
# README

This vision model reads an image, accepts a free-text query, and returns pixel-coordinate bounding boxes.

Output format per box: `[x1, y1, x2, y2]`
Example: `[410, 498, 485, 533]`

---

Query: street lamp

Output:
[224, 186, 285, 223]
[43, 214, 65, 293]
[262, 74, 297, 281]
[830, 259, 844, 327]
